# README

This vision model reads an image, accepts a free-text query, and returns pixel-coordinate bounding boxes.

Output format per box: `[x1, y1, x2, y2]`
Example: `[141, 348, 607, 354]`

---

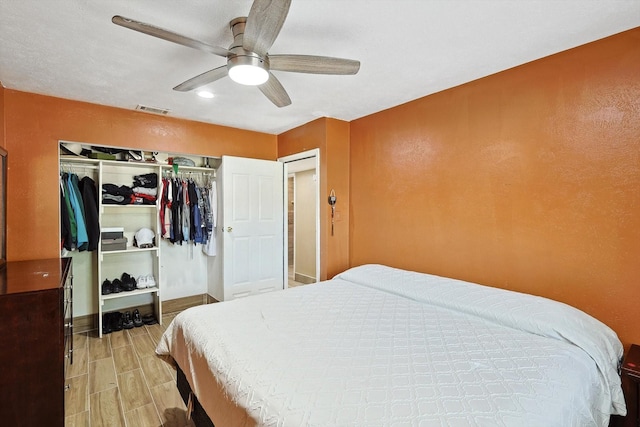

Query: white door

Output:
[221, 155, 285, 299]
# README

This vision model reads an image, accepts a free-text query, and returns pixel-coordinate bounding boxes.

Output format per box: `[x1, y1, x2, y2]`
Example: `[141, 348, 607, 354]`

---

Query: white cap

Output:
[135, 228, 155, 248]
[61, 142, 83, 156]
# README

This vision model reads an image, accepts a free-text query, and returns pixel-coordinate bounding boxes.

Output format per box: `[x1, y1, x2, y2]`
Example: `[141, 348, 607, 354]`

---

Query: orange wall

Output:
[325, 119, 350, 276]
[350, 27, 640, 348]
[0, 84, 5, 149]
[4, 90, 277, 261]
[278, 117, 350, 279]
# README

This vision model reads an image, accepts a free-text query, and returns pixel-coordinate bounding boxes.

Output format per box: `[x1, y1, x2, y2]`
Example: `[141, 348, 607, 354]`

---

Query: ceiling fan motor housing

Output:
[227, 17, 270, 84]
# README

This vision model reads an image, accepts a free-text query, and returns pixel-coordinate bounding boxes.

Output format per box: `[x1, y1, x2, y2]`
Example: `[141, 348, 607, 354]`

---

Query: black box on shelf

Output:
[101, 237, 127, 251]
[101, 227, 124, 240]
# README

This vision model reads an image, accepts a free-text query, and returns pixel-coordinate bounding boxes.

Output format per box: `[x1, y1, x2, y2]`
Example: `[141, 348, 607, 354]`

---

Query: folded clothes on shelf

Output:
[133, 173, 158, 189]
[101, 184, 133, 205]
[102, 173, 159, 205]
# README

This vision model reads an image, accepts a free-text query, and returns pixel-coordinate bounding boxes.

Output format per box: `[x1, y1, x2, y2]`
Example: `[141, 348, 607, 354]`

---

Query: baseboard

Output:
[73, 294, 214, 333]
[72, 313, 96, 334]
[294, 272, 316, 285]
[163, 294, 209, 314]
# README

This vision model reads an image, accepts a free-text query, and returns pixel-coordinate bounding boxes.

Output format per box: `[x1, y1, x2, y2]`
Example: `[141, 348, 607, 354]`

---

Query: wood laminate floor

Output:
[65, 312, 195, 427]
[288, 266, 306, 288]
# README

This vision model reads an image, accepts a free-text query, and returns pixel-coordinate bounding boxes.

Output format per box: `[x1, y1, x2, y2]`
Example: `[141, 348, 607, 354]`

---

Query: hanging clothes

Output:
[66, 173, 89, 251]
[79, 176, 100, 251]
[60, 178, 73, 250]
[192, 184, 204, 244]
[181, 179, 190, 242]
[203, 180, 217, 256]
[164, 178, 172, 239]
[170, 177, 183, 244]
[60, 172, 99, 252]
[159, 178, 169, 238]
[160, 173, 215, 249]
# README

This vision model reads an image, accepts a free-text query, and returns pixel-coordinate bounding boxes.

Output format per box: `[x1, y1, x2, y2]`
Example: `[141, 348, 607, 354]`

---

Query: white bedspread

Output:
[157, 264, 626, 427]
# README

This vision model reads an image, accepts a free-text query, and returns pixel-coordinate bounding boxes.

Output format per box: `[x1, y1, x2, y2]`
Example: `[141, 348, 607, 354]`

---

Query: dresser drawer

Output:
[62, 261, 73, 372]
[63, 271, 72, 312]
[64, 318, 73, 360]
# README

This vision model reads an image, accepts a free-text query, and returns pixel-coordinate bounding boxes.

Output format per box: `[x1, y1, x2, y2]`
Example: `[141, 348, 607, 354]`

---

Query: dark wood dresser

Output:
[0, 258, 72, 427]
[622, 344, 640, 427]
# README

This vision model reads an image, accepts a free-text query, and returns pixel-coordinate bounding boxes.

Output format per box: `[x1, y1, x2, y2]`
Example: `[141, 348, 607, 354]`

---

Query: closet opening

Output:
[278, 149, 320, 288]
[59, 140, 221, 334]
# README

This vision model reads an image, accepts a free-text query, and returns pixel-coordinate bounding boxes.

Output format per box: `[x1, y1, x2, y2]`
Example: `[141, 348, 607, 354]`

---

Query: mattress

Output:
[157, 264, 626, 427]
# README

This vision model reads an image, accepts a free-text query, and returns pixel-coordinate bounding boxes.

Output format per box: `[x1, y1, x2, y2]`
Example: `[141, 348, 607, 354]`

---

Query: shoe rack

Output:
[97, 160, 162, 337]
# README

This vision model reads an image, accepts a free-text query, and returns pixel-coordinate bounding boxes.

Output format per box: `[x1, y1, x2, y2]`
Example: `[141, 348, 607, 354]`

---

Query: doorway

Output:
[279, 149, 320, 288]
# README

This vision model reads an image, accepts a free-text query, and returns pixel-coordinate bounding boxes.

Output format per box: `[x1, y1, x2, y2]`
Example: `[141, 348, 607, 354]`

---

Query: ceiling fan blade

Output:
[243, 0, 291, 56]
[112, 15, 229, 58]
[258, 73, 291, 107]
[269, 55, 360, 75]
[173, 66, 228, 92]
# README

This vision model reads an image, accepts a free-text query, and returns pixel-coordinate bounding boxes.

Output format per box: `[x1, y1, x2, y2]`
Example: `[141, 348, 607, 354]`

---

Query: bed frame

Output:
[176, 363, 630, 427]
[176, 365, 215, 427]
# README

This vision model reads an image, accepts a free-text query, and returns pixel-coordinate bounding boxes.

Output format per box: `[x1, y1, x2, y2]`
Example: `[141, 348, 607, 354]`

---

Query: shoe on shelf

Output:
[101, 279, 113, 295]
[132, 309, 143, 327]
[136, 276, 147, 289]
[112, 279, 123, 293]
[102, 313, 112, 335]
[146, 275, 156, 288]
[121, 273, 136, 291]
[112, 312, 123, 332]
[142, 313, 158, 325]
[122, 311, 134, 329]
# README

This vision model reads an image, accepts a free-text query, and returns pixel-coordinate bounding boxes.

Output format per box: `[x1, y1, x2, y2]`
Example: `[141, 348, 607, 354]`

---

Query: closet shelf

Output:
[161, 164, 216, 174]
[99, 159, 165, 169]
[100, 247, 159, 256]
[101, 204, 157, 209]
[100, 286, 159, 301]
[59, 156, 99, 165]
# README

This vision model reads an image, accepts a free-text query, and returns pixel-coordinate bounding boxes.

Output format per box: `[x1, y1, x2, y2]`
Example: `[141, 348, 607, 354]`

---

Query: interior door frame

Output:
[278, 149, 320, 286]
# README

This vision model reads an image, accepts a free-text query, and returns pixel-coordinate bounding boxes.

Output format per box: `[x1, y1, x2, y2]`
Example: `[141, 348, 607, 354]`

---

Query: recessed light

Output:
[197, 91, 215, 99]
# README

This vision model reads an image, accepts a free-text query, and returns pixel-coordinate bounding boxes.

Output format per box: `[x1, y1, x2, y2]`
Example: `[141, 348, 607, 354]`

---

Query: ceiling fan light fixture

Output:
[228, 55, 269, 86]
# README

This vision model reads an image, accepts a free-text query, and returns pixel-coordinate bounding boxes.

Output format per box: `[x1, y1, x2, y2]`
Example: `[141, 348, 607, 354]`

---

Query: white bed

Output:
[157, 264, 627, 427]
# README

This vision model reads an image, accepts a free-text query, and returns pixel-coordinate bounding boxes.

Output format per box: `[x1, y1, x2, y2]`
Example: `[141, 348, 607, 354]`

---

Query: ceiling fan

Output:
[112, 0, 360, 107]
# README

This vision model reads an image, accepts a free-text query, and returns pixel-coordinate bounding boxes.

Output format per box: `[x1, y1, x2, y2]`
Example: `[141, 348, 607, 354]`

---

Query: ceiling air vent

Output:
[135, 104, 170, 115]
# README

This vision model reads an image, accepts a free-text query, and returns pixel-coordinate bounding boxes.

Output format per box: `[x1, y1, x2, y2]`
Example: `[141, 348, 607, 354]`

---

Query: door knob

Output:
[227, 226, 233, 232]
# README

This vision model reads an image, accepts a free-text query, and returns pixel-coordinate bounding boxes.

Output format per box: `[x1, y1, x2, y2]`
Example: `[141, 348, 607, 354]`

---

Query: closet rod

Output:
[162, 171, 215, 177]
[60, 162, 99, 170]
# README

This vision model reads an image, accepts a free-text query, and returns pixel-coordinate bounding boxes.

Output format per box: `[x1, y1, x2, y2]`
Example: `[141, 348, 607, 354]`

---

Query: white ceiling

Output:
[1, 1, 638, 135]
